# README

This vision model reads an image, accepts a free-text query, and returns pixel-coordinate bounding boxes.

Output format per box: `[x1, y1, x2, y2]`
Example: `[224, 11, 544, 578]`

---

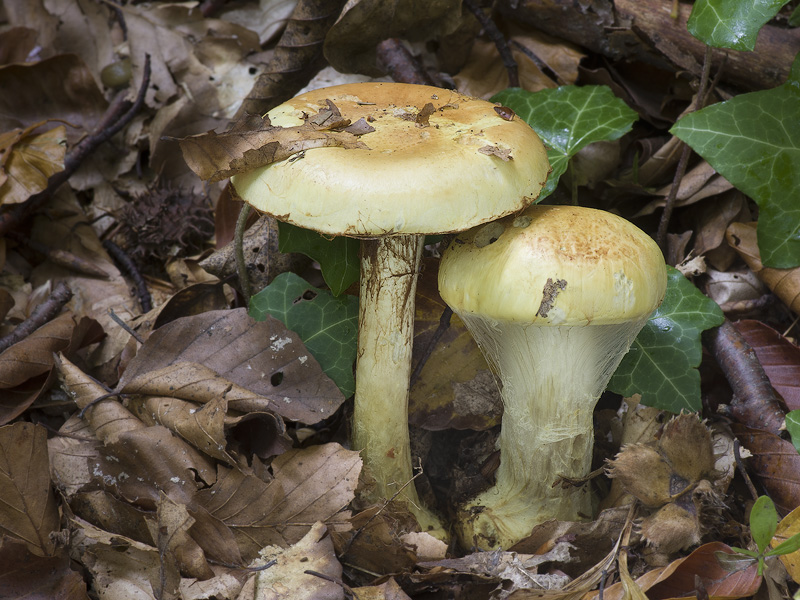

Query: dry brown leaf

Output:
[0, 537, 88, 599]
[587, 542, 761, 600]
[0, 54, 107, 143]
[177, 118, 368, 183]
[410, 259, 501, 431]
[0, 124, 66, 205]
[196, 443, 360, 557]
[153, 493, 212, 583]
[734, 320, 800, 410]
[128, 394, 291, 463]
[0, 422, 59, 557]
[726, 221, 800, 314]
[117, 308, 344, 424]
[72, 514, 173, 600]
[351, 578, 413, 600]
[250, 522, 344, 600]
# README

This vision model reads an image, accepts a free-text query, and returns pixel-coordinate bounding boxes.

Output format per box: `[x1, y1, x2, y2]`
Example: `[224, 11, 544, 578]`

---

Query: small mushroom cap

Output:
[231, 82, 549, 237]
[438, 205, 667, 326]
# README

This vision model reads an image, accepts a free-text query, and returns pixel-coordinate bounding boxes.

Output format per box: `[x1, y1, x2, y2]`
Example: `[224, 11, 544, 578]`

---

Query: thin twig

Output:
[462, 0, 519, 87]
[410, 306, 452, 387]
[108, 308, 145, 344]
[0, 281, 73, 354]
[0, 55, 151, 237]
[235, 203, 253, 300]
[103, 240, 153, 312]
[733, 439, 760, 501]
[656, 45, 713, 250]
[304, 570, 359, 599]
[376, 39, 436, 86]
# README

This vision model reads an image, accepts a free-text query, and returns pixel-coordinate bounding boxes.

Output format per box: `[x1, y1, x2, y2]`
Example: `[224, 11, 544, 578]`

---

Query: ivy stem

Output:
[656, 44, 713, 251]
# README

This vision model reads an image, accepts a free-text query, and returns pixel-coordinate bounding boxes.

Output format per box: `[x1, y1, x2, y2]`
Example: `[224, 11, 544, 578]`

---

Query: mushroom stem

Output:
[353, 235, 444, 536]
[456, 318, 648, 549]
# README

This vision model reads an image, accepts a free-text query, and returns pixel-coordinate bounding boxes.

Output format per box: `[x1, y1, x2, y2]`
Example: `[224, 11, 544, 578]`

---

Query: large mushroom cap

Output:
[439, 205, 667, 326]
[231, 82, 550, 237]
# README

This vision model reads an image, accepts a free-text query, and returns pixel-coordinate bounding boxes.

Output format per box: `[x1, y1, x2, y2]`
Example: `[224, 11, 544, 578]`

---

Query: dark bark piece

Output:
[232, 0, 348, 122]
[498, 0, 800, 91]
[705, 320, 785, 435]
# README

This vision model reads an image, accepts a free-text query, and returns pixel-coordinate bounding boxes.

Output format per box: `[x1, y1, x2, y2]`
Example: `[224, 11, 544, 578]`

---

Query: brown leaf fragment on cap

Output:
[177, 126, 367, 183]
[342, 117, 376, 136]
[494, 106, 515, 121]
[416, 103, 436, 127]
[535, 278, 567, 317]
[309, 99, 350, 129]
[478, 145, 513, 161]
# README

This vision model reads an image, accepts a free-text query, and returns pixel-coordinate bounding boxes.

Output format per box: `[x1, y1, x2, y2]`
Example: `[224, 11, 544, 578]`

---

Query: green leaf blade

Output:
[278, 221, 360, 296]
[786, 410, 800, 454]
[608, 266, 725, 412]
[250, 272, 358, 397]
[671, 54, 800, 268]
[751, 496, 779, 554]
[766, 532, 800, 557]
[492, 86, 638, 199]
[687, 0, 790, 50]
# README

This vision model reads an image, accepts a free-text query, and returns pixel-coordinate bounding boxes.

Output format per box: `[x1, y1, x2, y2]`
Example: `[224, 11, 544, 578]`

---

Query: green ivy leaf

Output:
[250, 272, 358, 396]
[687, 0, 790, 50]
[491, 86, 638, 199]
[671, 53, 800, 268]
[785, 410, 800, 453]
[278, 221, 360, 296]
[750, 496, 779, 554]
[791, 5, 800, 26]
[609, 266, 725, 412]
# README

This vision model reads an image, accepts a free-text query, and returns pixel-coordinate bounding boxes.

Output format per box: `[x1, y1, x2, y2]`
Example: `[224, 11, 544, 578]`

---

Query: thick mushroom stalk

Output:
[353, 235, 443, 534]
[439, 205, 667, 550]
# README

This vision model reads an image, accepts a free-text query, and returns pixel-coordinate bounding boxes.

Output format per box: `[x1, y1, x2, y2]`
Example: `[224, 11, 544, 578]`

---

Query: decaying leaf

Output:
[410, 259, 501, 431]
[0, 124, 66, 205]
[0, 422, 59, 557]
[726, 221, 800, 314]
[250, 522, 344, 600]
[734, 320, 800, 410]
[177, 112, 369, 183]
[117, 308, 344, 424]
[196, 443, 360, 556]
[0, 537, 87, 599]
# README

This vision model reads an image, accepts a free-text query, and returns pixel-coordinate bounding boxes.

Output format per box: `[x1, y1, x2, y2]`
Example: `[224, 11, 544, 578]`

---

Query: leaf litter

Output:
[2, 0, 800, 598]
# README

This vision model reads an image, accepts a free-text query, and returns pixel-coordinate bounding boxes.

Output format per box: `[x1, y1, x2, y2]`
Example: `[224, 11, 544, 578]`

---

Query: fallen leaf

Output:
[177, 115, 368, 183]
[196, 443, 360, 555]
[117, 308, 344, 424]
[0, 124, 66, 205]
[726, 222, 800, 314]
[774, 504, 800, 583]
[589, 542, 761, 600]
[0, 422, 59, 556]
[251, 522, 344, 600]
[734, 320, 800, 410]
[731, 424, 800, 516]
[410, 259, 501, 431]
[0, 537, 88, 600]
[351, 578, 412, 600]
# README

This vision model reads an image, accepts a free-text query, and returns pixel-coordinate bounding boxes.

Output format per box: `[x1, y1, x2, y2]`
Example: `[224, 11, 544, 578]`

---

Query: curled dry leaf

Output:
[731, 424, 800, 516]
[410, 259, 501, 431]
[117, 308, 344, 424]
[734, 319, 800, 410]
[249, 522, 343, 600]
[177, 113, 369, 183]
[0, 537, 87, 599]
[0, 124, 66, 205]
[726, 221, 800, 313]
[587, 542, 761, 600]
[195, 443, 360, 558]
[0, 423, 59, 557]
